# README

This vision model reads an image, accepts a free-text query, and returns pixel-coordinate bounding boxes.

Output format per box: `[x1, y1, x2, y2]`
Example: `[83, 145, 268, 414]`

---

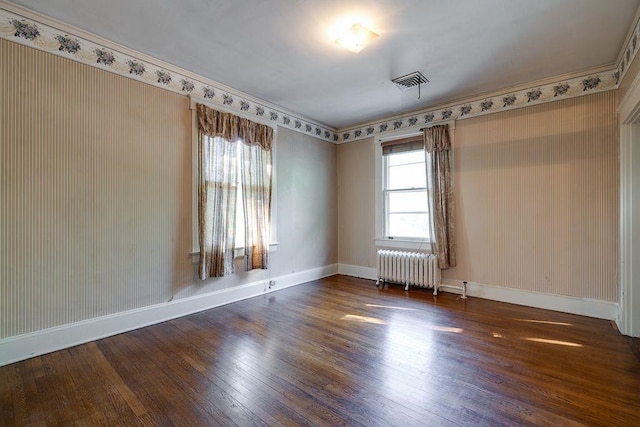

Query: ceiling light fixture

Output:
[335, 23, 378, 53]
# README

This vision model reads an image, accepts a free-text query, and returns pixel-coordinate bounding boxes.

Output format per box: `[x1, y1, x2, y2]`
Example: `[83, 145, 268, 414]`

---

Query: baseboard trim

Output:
[438, 278, 619, 320]
[3, 264, 619, 366]
[338, 264, 377, 280]
[337, 265, 619, 320]
[0, 264, 338, 367]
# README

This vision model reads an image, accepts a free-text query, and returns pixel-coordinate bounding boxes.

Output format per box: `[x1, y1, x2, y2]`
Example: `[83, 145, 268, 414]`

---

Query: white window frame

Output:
[383, 153, 430, 241]
[189, 95, 279, 262]
[374, 122, 454, 251]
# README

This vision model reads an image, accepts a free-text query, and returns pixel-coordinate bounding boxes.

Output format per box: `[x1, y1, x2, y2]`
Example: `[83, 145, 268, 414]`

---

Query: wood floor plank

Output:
[13, 358, 47, 425]
[1, 275, 639, 426]
[163, 321, 327, 426]
[218, 300, 467, 425]
[118, 331, 238, 426]
[138, 325, 270, 426]
[0, 365, 17, 425]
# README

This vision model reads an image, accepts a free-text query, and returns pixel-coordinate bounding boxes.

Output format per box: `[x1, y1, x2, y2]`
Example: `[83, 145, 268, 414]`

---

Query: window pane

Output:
[388, 191, 428, 213]
[387, 150, 424, 166]
[387, 213, 429, 239]
[388, 163, 426, 189]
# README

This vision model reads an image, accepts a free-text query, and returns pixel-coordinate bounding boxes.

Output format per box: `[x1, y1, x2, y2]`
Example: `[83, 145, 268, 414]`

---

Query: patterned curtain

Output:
[240, 143, 272, 271]
[196, 103, 273, 279]
[424, 124, 456, 269]
[198, 133, 238, 279]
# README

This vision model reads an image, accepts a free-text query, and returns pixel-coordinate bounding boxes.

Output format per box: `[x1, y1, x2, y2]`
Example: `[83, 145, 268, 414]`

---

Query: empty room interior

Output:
[2, 0, 640, 425]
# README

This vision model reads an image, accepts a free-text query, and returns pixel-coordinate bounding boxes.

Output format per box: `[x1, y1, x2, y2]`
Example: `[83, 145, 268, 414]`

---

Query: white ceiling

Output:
[9, 0, 640, 129]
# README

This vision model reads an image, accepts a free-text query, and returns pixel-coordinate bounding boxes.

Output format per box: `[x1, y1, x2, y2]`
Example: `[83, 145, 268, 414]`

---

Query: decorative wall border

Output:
[1, 2, 638, 145]
[617, 9, 640, 90]
[0, 5, 338, 142]
[337, 9, 640, 144]
[337, 68, 619, 143]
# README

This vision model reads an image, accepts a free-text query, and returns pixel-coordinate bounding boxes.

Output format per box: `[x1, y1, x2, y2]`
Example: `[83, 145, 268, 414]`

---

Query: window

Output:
[375, 124, 454, 251]
[201, 138, 248, 250]
[190, 98, 278, 265]
[382, 137, 431, 241]
[384, 149, 430, 239]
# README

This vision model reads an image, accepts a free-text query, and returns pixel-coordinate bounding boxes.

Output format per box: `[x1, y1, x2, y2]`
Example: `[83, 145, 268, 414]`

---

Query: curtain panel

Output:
[241, 143, 272, 271]
[424, 124, 456, 269]
[196, 103, 273, 279]
[198, 134, 239, 278]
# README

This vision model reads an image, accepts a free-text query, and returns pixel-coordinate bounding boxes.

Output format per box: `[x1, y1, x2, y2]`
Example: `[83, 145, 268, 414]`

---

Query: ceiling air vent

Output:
[391, 71, 429, 90]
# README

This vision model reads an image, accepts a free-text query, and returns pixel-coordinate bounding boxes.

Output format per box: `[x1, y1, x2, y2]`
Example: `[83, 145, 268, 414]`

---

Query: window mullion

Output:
[386, 187, 427, 193]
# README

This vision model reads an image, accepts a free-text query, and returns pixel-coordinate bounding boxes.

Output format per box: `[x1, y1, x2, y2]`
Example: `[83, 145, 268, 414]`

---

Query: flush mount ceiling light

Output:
[335, 23, 378, 53]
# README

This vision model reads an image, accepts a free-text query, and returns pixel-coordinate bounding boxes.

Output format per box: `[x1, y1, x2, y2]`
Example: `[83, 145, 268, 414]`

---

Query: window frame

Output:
[189, 96, 278, 262]
[374, 123, 454, 251]
[383, 151, 430, 240]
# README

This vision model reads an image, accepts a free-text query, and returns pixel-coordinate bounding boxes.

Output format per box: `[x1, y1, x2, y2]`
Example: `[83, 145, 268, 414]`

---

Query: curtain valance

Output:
[196, 103, 273, 151]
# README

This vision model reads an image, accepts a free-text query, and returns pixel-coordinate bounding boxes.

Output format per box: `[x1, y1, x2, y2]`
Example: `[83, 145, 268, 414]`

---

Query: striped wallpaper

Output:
[336, 91, 619, 303]
[1, 39, 192, 338]
[445, 91, 619, 301]
[0, 36, 621, 339]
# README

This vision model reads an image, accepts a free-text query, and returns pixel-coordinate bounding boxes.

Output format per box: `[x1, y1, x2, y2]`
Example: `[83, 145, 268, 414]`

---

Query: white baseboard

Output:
[337, 265, 619, 321]
[275, 264, 338, 289]
[2, 264, 619, 367]
[338, 263, 377, 280]
[0, 264, 338, 367]
[440, 279, 619, 321]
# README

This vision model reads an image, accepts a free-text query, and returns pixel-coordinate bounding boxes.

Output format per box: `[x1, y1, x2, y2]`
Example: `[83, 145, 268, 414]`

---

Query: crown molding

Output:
[0, 2, 338, 142]
[616, 3, 640, 65]
[342, 63, 614, 127]
[0, 1, 635, 145]
[336, 66, 618, 143]
[615, 7, 640, 90]
[336, 7, 638, 143]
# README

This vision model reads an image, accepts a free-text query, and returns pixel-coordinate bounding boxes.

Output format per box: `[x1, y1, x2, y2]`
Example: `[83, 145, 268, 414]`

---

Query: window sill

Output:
[189, 242, 279, 264]
[375, 238, 432, 252]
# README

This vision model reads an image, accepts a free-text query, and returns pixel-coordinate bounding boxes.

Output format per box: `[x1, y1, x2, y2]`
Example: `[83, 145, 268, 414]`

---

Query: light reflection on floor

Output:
[522, 337, 583, 347]
[341, 314, 387, 325]
[515, 319, 573, 326]
[365, 303, 417, 311]
[429, 325, 463, 334]
[493, 331, 582, 347]
[380, 314, 439, 402]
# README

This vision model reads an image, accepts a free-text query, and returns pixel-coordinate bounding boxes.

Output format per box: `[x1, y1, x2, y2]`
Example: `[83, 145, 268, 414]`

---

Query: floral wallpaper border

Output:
[0, 8, 337, 142]
[616, 13, 640, 92]
[1, 6, 637, 144]
[337, 69, 618, 143]
[337, 12, 639, 143]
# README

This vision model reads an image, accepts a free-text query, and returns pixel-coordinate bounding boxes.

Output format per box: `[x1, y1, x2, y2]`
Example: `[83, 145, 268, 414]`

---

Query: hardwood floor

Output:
[1, 275, 639, 426]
